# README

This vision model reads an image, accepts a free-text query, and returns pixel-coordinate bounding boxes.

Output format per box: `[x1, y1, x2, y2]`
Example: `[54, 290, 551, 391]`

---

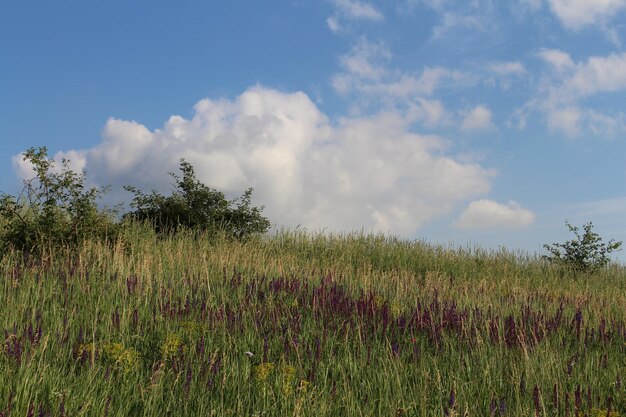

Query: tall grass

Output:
[1, 226, 624, 416]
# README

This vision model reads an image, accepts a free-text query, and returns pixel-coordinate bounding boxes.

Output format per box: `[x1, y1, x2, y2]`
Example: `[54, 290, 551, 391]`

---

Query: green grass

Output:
[1, 226, 625, 416]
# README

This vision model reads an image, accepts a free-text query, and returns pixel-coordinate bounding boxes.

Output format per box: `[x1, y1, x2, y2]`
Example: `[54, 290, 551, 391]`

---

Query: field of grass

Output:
[1, 226, 625, 416]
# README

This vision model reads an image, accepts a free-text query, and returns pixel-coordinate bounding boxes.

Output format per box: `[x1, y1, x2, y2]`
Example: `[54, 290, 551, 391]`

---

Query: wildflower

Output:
[161, 333, 183, 361]
[575, 385, 582, 413]
[252, 362, 275, 383]
[184, 367, 193, 397]
[504, 316, 518, 349]
[77, 343, 96, 361]
[281, 364, 297, 395]
[102, 342, 140, 373]
[103, 396, 112, 417]
[533, 385, 541, 417]
[444, 388, 457, 416]
[131, 309, 139, 330]
[59, 396, 65, 417]
[489, 398, 497, 416]
[590, 408, 620, 417]
[391, 302, 402, 319]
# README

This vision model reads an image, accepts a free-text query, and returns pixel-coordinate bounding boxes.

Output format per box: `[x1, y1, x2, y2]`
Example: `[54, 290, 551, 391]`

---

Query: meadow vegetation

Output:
[0, 147, 624, 416]
[1, 226, 624, 416]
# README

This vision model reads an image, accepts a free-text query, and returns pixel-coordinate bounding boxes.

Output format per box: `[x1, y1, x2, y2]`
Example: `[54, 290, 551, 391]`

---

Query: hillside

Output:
[1, 227, 624, 416]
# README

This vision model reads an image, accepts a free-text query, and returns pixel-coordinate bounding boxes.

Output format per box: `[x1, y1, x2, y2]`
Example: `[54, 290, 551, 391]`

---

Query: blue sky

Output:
[2, 0, 626, 260]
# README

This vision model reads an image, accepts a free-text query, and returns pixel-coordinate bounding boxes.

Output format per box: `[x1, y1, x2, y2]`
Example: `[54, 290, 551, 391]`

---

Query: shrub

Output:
[123, 160, 270, 239]
[0, 147, 117, 257]
[543, 221, 622, 273]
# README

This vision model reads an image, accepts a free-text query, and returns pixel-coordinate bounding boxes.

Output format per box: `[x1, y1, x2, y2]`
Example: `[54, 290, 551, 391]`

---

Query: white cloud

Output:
[333, 45, 470, 101]
[490, 61, 526, 76]
[547, 106, 582, 136]
[356, 68, 469, 98]
[536, 48, 574, 73]
[12, 149, 88, 182]
[332, 0, 384, 21]
[454, 199, 535, 230]
[14, 87, 495, 236]
[587, 110, 625, 135]
[461, 105, 493, 131]
[407, 98, 451, 128]
[408, 0, 500, 41]
[519, 51, 626, 136]
[432, 12, 486, 40]
[339, 39, 391, 80]
[326, 0, 384, 36]
[567, 52, 626, 98]
[546, 0, 626, 29]
[326, 16, 341, 32]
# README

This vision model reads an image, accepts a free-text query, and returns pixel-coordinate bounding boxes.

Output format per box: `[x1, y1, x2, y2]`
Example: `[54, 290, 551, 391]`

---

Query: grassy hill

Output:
[1, 226, 624, 416]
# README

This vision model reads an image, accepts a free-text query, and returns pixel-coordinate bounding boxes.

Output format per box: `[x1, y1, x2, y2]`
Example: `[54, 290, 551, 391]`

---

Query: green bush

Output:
[543, 221, 622, 273]
[0, 147, 117, 257]
[123, 159, 270, 239]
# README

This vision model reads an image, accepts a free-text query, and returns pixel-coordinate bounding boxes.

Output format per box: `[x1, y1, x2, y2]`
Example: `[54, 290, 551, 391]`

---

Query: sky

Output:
[1, 0, 626, 261]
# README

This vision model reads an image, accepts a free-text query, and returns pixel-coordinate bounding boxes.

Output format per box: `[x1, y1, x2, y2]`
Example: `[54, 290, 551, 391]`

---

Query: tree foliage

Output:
[0, 147, 116, 255]
[0, 148, 271, 258]
[123, 160, 270, 239]
[543, 221, 622, 273]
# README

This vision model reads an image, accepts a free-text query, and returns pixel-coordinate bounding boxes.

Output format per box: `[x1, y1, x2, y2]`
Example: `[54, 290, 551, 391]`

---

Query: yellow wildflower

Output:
[281, 364, 297, 395]
[102, 342, 140, 373]
[77, 343, 96, 358]
[390, 301, 402, 319]
[591, 409, 620, 417]
[252, 362, 275, 383]
[161, 333, 183, 360]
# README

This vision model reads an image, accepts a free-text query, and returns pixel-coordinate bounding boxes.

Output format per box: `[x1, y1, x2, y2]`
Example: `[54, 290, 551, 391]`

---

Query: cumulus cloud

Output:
[546, 0, 626, 29]
[461, 105, 493, 131]
[549, 52, 626, 135]
[518, 50, 626, 136]
[12, 149, 88, 182]
[14, 87, 495, 236]
[454, 199, 535, 230]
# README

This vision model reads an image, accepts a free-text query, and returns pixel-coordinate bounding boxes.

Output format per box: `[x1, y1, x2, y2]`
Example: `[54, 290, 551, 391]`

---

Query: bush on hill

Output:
[543, 221, 622, 273]
[0, 148, 271, 259]
[123, 159, 270, 239]
[0, 147, 117, 257]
